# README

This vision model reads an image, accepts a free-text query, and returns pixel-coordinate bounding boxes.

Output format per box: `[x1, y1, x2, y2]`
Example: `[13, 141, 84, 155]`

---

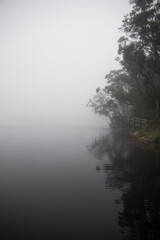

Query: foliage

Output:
[87, 0, 160, 123]
[87, 88, 121, 121]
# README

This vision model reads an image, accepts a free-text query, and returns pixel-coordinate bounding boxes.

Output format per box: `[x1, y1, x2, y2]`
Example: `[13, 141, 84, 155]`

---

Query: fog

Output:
[0, 0, 131, 127]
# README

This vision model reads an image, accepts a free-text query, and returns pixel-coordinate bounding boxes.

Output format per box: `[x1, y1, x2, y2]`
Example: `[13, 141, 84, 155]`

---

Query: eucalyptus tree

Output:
[122, 0, 160, 63]
[118, 38, 160, 119]
[87, 87, 121, 123]
[120, 0, 160, 119]
[87, 0, 160, 122]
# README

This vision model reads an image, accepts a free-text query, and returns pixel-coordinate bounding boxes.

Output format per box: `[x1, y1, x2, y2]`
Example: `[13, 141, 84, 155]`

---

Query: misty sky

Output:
[0, 0, 131, 126]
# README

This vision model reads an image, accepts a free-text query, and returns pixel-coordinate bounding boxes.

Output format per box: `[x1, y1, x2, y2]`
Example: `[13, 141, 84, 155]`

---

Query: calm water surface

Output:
[0, 127, 160, 240]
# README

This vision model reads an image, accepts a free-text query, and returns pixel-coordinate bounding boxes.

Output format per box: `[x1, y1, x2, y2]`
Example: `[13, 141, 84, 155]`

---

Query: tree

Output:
[87, 87, 121, 122]
[122, 0, 160, 63]
[118, 39, 160, 119]
[87, 0, 160, 121]
[120, 0, 160, 119]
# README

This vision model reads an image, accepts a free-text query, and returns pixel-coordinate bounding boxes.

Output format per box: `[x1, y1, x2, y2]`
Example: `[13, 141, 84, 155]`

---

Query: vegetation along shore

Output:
[87, 0, 160, 139]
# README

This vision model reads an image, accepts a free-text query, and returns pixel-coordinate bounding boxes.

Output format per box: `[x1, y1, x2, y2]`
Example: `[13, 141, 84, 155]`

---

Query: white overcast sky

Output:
[0, 0, 131, 126]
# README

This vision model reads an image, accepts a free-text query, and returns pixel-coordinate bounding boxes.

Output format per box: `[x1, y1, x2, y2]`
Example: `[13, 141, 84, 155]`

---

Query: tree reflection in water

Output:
[87, 130, 160, 240]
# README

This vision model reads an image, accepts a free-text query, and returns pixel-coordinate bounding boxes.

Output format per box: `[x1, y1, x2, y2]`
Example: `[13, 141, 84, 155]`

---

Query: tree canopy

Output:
[87, 0, 160, 123]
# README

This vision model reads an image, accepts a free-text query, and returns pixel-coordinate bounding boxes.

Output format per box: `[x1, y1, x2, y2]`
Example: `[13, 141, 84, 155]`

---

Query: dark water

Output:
[0, 127, 160, 240]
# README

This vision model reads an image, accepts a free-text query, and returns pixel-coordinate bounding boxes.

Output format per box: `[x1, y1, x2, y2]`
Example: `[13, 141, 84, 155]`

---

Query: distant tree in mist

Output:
[87, 0, 160, 123]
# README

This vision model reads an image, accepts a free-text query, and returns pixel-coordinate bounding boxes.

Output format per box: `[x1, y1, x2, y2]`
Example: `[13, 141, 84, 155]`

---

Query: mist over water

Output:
[0, 127, 120, 239]
[0, 127, 160, 239]
[2, 1, 159, 240]
[0, 0, 131, 127]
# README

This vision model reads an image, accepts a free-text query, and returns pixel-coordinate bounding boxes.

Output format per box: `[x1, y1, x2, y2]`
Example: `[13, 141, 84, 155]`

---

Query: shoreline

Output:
[130, 128, 160, 151]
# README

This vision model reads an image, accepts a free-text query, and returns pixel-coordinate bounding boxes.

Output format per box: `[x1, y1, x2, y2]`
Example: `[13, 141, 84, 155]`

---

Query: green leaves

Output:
[88, 0, 160, 122]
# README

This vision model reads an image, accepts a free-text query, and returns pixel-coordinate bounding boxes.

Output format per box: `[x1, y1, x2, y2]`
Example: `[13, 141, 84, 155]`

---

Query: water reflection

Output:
[87, 130, 160, 240]
[0, 128, 122, 240]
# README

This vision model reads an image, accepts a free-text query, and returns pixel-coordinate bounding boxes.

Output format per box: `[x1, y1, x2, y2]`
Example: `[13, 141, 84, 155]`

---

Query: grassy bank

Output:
[130, 126, 160, 150]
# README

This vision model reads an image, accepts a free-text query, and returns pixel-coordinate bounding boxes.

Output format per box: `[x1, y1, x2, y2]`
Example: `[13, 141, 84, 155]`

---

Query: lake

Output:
[0, 127, 160, 240]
